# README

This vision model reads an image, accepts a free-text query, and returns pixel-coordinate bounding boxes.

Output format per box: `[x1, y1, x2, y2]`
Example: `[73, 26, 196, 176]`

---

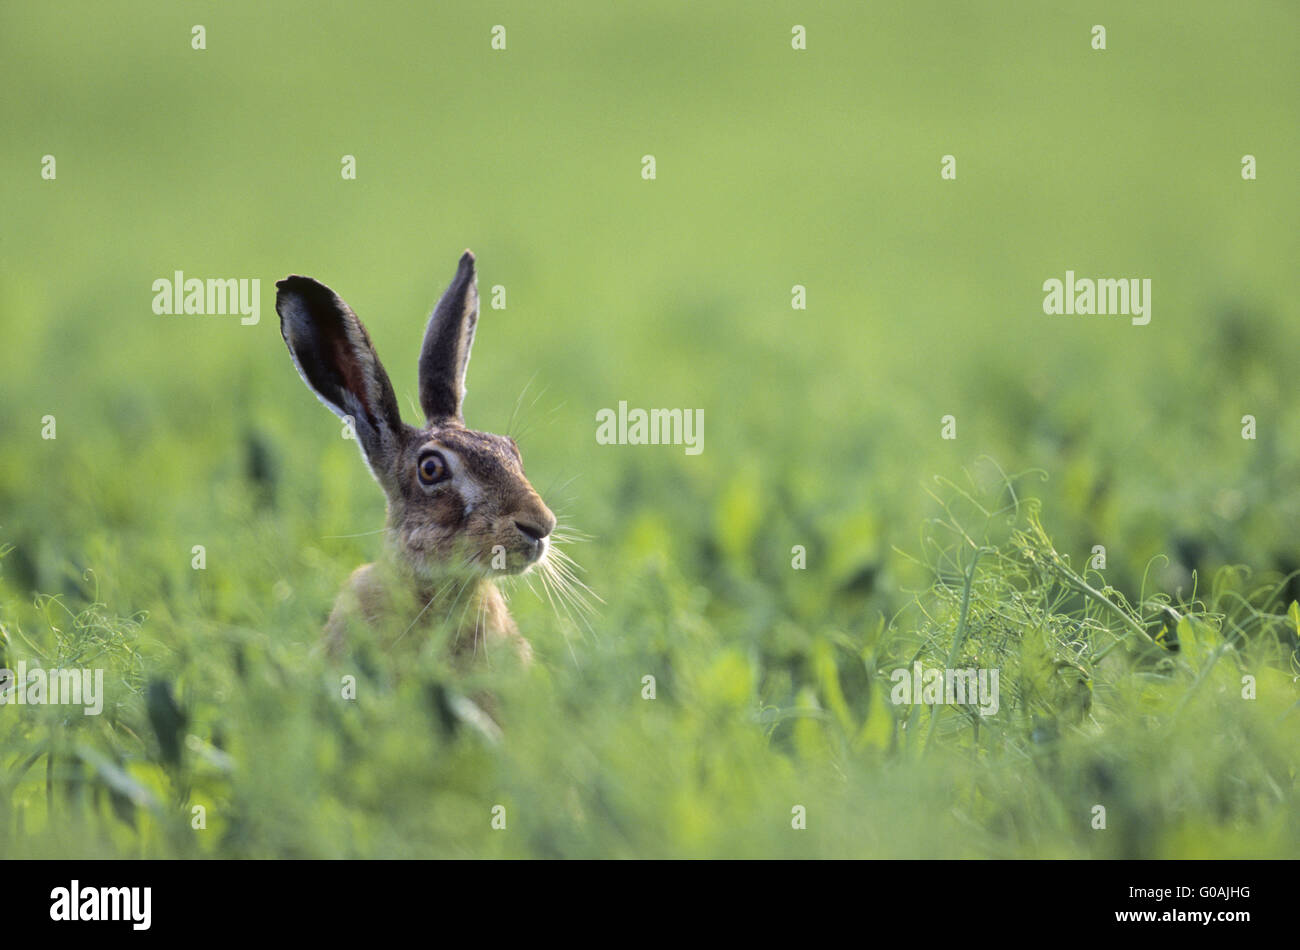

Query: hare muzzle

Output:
[511, 496, 557, 565]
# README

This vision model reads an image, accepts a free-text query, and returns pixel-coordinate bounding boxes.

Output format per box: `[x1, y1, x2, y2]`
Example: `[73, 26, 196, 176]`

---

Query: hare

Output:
[276, 251, 554, 666]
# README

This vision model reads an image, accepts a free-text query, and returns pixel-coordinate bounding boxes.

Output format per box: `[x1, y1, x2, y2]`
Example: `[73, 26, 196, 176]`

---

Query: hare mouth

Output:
[401, 542, 546, 579]
[500, 542, 548, 576]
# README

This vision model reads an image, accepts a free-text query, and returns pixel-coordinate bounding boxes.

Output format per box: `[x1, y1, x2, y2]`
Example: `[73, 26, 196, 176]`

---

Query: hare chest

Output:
[324, 562, 532, 667]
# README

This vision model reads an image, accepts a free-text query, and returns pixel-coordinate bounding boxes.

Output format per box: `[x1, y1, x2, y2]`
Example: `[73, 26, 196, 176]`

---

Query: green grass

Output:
[2, 470, 1296, 858]
[1, 0, 1297, 858]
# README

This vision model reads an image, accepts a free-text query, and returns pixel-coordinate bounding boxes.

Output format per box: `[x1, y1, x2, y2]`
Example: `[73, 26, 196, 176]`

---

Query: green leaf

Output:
[812, 637, 855, 735]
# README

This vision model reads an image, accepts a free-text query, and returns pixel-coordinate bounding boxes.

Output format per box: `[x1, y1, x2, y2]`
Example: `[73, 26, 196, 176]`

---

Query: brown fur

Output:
[325, 563, 531, 668]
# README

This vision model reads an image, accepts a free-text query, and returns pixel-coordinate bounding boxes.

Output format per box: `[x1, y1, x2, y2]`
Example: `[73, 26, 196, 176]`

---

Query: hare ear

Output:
[276, 276, 404, 474]
[419, 250, 479, 424]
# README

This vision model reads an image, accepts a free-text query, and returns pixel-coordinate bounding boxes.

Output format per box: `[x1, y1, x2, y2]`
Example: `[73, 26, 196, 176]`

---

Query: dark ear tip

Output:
[276, 276, 340, 324]
[459, 249, 475, 269]
[276, 275, 317, 293]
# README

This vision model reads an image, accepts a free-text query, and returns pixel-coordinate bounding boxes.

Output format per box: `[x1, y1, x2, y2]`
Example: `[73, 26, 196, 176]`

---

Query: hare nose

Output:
[515, 520, 549, 543]
[515, 504, 556, 544]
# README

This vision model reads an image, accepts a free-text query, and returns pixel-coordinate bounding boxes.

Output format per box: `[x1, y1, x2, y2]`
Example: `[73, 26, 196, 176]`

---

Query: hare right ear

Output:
[419, 251, 479, 424]
[276, 276, 404, 477]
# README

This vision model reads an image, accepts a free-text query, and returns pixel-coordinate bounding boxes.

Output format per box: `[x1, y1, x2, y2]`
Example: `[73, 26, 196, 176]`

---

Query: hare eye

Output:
[417, 451, 448, 486]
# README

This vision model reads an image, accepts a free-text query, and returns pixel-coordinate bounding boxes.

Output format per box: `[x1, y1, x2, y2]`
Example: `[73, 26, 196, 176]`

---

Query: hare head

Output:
[276, 251, 556, 581]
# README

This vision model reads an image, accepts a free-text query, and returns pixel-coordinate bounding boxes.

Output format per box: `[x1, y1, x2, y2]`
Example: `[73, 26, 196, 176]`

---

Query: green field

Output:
[1, 2, 1297, 858]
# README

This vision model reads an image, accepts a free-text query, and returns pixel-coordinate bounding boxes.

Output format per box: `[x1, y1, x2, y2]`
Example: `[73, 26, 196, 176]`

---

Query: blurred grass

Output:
[1, 1, 1297, 857]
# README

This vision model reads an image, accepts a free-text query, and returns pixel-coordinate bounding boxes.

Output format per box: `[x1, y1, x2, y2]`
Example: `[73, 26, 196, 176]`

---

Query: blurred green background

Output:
[1, 2, 1296, 858]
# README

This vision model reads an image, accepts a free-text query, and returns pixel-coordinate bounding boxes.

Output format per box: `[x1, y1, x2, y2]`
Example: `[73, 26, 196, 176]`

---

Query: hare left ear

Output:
[419, 250, 479, 424]
[276, 275, 404, 476]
